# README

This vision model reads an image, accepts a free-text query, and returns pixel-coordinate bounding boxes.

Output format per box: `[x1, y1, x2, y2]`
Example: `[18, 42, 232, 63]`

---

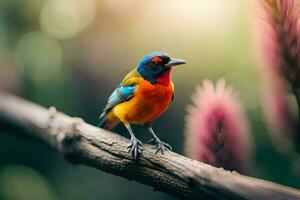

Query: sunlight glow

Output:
[40, 0, 96, 39]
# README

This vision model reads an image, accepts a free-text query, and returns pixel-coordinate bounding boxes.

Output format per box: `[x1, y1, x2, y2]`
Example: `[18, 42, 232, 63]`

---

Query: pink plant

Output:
[184, 79, 252, 173]
[254, 0, 300, 152]
[256, 0, 300, 86]
[262, 72, 296, 150]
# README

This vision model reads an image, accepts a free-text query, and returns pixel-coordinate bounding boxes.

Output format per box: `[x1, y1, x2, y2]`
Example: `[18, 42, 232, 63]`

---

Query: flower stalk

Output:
[184, 79, 252, 173]
[256, 0, 300, 152]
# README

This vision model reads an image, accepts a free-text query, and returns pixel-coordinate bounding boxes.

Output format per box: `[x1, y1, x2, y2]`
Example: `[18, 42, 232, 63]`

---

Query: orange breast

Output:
[112, 79, 174, 124]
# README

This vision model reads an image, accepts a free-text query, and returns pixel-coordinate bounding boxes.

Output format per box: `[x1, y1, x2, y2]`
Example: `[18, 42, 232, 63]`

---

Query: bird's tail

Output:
[97, 111, 119, 130]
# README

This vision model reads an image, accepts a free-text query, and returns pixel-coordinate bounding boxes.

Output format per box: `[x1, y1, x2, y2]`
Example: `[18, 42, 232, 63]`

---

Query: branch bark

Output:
[0, 92, 299, 200]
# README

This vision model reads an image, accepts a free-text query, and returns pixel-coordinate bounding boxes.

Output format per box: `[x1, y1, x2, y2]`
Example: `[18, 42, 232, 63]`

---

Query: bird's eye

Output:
[151, 57, 163, 64]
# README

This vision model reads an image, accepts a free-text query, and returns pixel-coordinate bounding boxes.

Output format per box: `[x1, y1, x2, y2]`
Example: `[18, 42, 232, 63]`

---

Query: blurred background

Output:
[0, 0, 299, 199]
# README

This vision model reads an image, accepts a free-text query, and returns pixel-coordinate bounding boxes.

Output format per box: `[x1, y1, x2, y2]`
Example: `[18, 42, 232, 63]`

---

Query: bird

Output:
[98, 52, 186, 160]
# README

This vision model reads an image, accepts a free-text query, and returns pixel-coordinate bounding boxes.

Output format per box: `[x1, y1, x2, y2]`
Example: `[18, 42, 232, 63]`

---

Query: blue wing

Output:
[98, 68, 141, 127]
[98, 84, 136, 122]
[104, 84, 136, 111]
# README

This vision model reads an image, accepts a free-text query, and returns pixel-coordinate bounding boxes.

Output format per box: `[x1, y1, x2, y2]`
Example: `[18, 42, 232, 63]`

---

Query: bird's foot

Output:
[127, 137, 143, 161]
[149, 138, 172, 155]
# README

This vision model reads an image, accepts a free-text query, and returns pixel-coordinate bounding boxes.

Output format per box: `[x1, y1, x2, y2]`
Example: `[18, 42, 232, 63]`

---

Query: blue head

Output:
[137, 52, 186, 83]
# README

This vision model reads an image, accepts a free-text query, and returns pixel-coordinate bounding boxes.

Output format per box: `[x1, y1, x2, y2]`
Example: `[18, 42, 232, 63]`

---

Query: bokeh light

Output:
[14, 31, 62, 82]
[40, 0, 96, 39]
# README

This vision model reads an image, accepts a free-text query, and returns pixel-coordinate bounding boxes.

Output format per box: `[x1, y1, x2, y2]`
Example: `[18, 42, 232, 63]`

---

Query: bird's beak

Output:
[165, 58, 187, 67]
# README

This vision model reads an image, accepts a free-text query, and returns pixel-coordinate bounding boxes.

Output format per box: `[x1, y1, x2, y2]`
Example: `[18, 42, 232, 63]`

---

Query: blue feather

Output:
[106, 84, 136, 110]
[98, 84, 137, 127]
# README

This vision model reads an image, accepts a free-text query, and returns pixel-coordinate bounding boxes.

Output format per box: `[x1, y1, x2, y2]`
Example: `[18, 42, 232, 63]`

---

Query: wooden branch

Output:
[0, 93, 300, 200]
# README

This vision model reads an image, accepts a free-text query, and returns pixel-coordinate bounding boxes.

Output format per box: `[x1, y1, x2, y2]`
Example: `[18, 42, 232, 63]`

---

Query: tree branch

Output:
[0, 92, 299, 200]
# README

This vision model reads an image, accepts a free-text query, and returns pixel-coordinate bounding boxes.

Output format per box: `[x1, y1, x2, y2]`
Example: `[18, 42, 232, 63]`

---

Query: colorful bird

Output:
[98, 52, 186, 160]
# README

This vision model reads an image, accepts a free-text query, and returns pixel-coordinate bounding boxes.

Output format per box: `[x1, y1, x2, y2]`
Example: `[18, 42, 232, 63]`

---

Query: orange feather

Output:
[110, 77, 174, 125]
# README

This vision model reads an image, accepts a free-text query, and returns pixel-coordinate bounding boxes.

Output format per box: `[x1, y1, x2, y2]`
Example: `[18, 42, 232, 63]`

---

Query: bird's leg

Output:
[125, 124, 143, 160]
[146, 124, 172, 155]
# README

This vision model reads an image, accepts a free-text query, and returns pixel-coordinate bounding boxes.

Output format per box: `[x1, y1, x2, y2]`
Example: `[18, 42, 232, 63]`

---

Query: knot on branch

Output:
[48, 106, 57, 118]
[61, 118, 83, 147]
[47, 106, 84, 155]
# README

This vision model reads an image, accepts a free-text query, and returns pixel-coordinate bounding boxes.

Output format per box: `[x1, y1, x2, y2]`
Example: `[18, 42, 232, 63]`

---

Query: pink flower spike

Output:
[262, 72, 297, 151]
[185, 79, 252, 173]
[253, 0, 300, 152]
[254, 0, 300, 87]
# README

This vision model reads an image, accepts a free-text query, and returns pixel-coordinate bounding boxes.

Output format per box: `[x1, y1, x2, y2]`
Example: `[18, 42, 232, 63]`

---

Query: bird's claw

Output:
[127, 138, 143, 161]
[151, 140, 172, 155]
